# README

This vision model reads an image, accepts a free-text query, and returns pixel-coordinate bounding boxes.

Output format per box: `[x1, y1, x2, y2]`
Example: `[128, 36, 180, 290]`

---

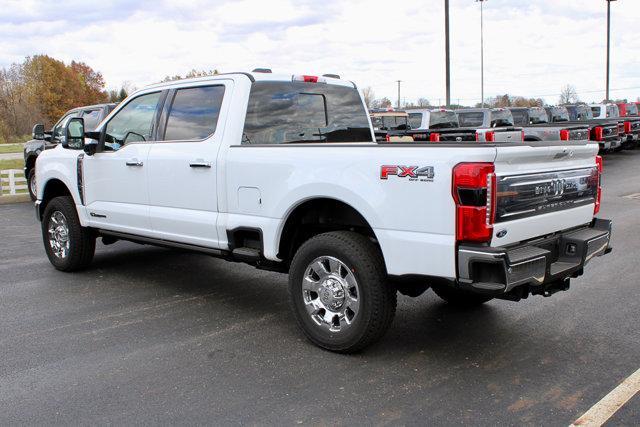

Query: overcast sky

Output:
[1, 0, 639, 105]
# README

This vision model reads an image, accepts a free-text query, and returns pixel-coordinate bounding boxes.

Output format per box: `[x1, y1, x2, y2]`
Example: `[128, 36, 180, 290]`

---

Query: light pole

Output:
[605, 0, 616, 102]
[445, 0, 451, 107]
[477, 0, 487, 107]
[396, 80, 401, 109]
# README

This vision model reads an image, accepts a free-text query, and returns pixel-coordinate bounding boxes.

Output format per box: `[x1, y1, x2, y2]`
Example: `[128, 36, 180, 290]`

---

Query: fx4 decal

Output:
[380, 165, 435, 182]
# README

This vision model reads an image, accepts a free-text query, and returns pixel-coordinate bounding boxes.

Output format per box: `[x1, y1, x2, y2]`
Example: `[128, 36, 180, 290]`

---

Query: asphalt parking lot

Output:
[1, 150, 639, 425]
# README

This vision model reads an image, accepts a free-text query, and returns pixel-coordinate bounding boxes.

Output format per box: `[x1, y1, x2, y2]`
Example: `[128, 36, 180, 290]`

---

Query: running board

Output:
[98, 230, 228, 257]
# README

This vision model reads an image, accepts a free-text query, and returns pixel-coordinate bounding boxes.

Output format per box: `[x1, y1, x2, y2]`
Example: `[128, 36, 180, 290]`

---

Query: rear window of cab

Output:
[242, 81, 372, 144]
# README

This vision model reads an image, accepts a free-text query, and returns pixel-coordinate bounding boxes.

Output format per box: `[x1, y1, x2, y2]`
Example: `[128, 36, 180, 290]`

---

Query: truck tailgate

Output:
[491, 143, 600, 247]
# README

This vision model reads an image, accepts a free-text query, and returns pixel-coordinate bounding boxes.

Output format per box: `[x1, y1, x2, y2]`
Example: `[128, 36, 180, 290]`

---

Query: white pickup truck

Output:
[35, 71, 612, 352]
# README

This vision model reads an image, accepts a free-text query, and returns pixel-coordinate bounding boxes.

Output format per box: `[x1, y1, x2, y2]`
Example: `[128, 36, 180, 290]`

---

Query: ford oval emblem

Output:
[496, 229, 508, 238]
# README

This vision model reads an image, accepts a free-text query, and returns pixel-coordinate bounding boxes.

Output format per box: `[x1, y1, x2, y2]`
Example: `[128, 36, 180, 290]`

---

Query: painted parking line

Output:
[570, 367, 640, 426]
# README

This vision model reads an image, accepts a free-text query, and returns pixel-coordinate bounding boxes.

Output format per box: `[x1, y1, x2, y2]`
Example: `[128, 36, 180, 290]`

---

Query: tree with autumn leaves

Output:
[0, 55, 108, 143]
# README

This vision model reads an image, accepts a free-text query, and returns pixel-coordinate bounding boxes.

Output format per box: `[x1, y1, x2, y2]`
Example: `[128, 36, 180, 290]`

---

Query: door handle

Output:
[126, 159, 143, 167]
[189, 162, 212, 168]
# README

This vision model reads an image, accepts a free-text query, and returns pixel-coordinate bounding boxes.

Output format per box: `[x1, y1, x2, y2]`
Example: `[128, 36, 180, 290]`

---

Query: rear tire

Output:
[431, 284, 493, 307]
[42, 196, 96, 272]
[27, 168, 37, 201]
[288, 231, 396, 353]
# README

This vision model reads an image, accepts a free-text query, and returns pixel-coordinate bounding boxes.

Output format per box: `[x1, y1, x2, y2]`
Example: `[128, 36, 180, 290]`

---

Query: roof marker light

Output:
[293, 75, 326, 84]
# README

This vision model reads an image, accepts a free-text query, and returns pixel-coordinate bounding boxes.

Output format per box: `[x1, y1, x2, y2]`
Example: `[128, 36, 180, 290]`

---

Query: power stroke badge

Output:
[380, 165, 435, 182]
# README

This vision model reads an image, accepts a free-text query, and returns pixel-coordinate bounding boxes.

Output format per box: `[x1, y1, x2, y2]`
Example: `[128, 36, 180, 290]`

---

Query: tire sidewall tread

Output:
[288, 231, 396, 353]
[42, 195, 95, 272]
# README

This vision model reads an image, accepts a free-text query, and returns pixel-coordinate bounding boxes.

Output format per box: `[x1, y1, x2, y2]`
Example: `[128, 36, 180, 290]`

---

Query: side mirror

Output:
[32, 124, 45, 140]
[64, 117, 85, 150]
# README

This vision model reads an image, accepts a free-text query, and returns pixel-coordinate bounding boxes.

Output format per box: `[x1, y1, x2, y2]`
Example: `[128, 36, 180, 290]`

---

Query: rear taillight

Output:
[475, 132, 480, 141]
[385, 133, 390, 142]
[521, 130, 525, 141]
[594, 126, 604, 141]
[624, 121, 632, 133]
[485, 131, 495, 142]
[452, 163, 496, 243]
[595, 155, 603, 214]
[560, 129, 570, 141]
[429, 133, 440, 142]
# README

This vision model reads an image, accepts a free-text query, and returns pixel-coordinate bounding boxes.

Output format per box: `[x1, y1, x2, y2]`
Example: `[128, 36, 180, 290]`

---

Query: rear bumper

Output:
[457, 218, 612, 294]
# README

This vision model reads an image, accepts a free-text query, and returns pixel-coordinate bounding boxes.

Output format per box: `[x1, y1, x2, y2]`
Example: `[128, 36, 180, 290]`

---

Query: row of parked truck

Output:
[371, 102, 640, 152]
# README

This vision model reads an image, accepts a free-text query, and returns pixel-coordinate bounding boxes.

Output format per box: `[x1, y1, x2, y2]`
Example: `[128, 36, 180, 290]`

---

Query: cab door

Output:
[145, 81, 232, 248]
[82, 91, 165, 236]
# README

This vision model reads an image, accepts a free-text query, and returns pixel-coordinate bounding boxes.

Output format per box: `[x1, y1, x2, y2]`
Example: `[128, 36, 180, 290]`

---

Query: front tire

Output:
[42, 196, 96, 271]
[27, 168, 37, 201]
[288, 231, 396, 353]
[431, 284, 493, 307]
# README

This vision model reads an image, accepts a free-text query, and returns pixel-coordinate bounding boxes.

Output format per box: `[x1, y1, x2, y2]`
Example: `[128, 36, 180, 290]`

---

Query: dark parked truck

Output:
[455, 108, 523, 142]
[24, 103, 115, 200]
[616, 102, 640, 148]
[509, 107, 589, 142]
[590, 103, 630, 150]
[405, 108, 477, 142]
[546, 105, 620, 152]
[565, 104, 620, 152]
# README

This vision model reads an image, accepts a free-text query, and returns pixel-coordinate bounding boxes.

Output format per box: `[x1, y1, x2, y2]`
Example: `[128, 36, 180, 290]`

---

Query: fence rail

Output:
[0, 169, 27, 195]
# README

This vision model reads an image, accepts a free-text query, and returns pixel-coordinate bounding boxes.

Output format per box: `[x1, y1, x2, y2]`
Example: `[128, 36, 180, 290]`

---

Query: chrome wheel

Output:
[29, 173, 36, 197]
[302, 256, 360, 333]
[47, 211, 69, 259]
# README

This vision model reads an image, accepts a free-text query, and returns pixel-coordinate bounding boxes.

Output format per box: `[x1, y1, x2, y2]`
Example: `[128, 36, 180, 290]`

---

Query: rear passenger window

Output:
[164, 86, 225, 141]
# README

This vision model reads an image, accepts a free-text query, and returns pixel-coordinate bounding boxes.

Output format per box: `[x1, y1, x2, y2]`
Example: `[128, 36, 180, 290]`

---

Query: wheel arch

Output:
[276, 197, 379, 265]
[38, 178, 74, 220]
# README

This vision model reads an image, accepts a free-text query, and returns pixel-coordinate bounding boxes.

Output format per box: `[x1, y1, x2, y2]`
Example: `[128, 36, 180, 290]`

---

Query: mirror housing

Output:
[32, 124, 45, 140]
[64, 117, 85, 150]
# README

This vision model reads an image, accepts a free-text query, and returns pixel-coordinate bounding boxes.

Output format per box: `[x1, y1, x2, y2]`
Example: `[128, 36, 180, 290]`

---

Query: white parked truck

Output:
[35, 71, 612, 352]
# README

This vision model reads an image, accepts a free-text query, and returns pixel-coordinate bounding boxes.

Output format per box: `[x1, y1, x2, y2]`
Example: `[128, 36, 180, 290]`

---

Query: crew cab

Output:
[34, 71, 612, 353]
[509, 107, 589, 142]
[455, 108, 524, 142]
[404, 108, 477, 142]
[616, 102, 640, 148]
[370, 109, 413, 142]
[26, 103, 115, 200]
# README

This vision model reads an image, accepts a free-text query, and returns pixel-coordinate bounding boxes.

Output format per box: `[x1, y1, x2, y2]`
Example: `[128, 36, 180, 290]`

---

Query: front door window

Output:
[104, 92, 162, 151]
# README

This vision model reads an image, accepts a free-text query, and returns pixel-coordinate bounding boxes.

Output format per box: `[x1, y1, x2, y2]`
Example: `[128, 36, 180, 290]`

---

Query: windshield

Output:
[547, 107, 569, 122]
[407, 113, 423, 129]
[626, 104, 638, 116]
[457, 111, 485, 127]
[429, 111, 458, 129]
[510, 109, 528, 126]
[606, 105, 619, 118]
[490, 109, 514, 127]
[242, 81, 372, 144]
[591, 106, 602, 117]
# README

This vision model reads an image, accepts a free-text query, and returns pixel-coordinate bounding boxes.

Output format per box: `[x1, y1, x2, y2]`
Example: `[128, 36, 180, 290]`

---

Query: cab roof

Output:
[144, 71, 355, 90]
